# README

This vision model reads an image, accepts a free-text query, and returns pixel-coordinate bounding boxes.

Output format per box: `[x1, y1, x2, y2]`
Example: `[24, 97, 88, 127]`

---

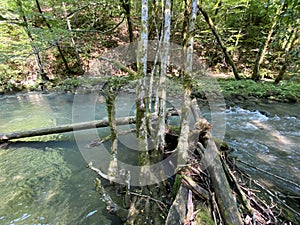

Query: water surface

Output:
[0, 93, 299, 224]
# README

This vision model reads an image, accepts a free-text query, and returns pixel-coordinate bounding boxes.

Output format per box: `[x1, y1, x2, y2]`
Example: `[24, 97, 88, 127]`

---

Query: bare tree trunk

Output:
[198, 133, 244, 225]
[105, 89, 119, 178]
[0, 115, 138, 143]
[35, 0, 73, 74]
[154, 0, 171, 160]
[252, 2, 284, 81]
[198, 5, 241, 80]
[16, 0, 48, 81]
[120, 0, 134, 42]
[136, 0, 150, 186]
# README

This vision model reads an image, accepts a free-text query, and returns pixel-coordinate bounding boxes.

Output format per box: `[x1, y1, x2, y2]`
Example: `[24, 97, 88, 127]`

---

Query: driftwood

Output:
[190, 100, 243, 225]
[181, 175, 209, 201]
[85, 98, 298, 224]
[165, 185, 189, 225]
[165, 99, 243, 224]
[222, 158, 254, 215]
[0, 115, 137, 143]
[197, 135, 243, 225]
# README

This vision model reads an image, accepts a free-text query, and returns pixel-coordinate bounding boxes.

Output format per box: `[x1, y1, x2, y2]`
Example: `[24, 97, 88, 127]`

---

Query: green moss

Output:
[196, 205, 214, 225]
[195, 78, 300, 102]
[168, 125, 181, 136]
[213, 137, 229, 151]
[171, 174, 182, 198]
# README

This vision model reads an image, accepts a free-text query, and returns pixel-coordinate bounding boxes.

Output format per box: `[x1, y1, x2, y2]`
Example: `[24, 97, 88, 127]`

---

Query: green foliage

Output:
[196, 207, 215, 225]
[217, 78, 300, 102]
[0, 0, 298, 92]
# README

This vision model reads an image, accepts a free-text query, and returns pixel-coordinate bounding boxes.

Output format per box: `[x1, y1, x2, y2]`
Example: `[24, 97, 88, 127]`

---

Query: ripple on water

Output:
[0, 147, 72, 224]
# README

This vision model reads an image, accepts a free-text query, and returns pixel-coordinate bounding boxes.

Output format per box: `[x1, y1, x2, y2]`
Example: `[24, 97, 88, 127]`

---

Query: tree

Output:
[136, 0, 150, 188]
[275, 27, 299, 84]
[251, 0, 285, 81]
[198, 3, 241, 80]
[120, 0, 134, 42]
[155, 0, 171, 159]
[62, 2, 84, 73]
[34, 0, 74, 74]
[15, 0, 48, 81]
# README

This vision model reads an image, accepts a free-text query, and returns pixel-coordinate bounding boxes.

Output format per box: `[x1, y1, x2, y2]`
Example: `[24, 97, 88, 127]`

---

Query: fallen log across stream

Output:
[0, 115, 138, 143]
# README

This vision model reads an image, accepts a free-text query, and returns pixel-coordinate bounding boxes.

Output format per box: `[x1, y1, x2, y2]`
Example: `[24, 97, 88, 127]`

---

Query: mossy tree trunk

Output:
[105, 89, 119, 179]
[181, 0, 192, 47]
[136, 0, 150, 186]
[176, 0, 197, 166]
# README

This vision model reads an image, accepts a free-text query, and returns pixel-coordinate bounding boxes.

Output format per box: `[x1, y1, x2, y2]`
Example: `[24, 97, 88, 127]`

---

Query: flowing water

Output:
[224, 104, 300, 194]
[0, 92, 299, 224]
[0, 93, 122, 225]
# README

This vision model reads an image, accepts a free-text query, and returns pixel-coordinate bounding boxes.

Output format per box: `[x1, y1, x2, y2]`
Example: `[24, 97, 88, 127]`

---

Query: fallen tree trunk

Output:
[0, 115, 137, 142]
[198, 137, 244, 225]
[190, 100, 243, 225]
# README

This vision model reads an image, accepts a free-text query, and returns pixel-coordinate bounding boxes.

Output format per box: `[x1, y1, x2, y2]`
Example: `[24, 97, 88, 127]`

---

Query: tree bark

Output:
[176, 0, 197, 166]
[155, 0, 171, 158]
[198, 5, 241, 80]
[0, 115, 138, 142]
[136, 0, 151, 186]
[190, 101, 243, 225]
[120, 0, 134, 42]
[198, 137, 243, 225]
[136, 0, 149, 135]
[105, 89, 119, 178]
[181, 0, 191, 47]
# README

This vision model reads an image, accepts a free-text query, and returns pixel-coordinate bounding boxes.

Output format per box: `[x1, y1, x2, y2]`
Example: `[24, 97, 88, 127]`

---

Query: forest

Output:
[0, 0, 299, 90]
[0, 0, 300, 224]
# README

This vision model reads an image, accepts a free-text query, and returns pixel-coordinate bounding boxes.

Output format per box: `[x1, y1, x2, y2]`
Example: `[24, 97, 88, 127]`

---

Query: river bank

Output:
[1, 75, 299, 105]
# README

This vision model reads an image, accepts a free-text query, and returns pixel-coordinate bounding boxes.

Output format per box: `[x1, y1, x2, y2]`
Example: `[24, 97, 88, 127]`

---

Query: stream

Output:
[0, 92, 299, 224]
